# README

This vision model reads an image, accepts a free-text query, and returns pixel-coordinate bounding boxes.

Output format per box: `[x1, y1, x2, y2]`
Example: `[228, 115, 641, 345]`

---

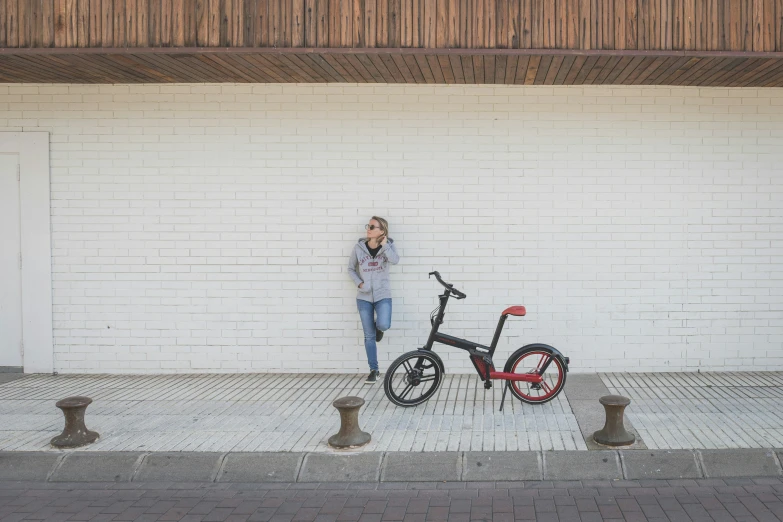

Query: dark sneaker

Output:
[365, 370, 379, 384]
[376, 328, 384, 342]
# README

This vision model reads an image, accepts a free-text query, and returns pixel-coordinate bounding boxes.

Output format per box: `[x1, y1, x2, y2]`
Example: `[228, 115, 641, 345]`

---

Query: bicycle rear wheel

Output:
[503, 346, 567, 404]
[384, 350, 443, 407]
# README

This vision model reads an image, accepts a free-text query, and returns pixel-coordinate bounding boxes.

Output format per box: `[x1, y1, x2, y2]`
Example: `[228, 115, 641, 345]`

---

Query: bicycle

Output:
[383, 271, 570, 411]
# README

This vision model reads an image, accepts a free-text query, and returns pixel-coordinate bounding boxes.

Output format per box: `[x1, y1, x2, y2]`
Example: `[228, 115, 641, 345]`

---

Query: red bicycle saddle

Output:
[502, 306, 526, 317]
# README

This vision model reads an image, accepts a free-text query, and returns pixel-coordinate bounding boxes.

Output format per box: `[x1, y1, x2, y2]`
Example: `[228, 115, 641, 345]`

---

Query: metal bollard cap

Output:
[332, 396, 365, 409]
[599, 395, 631, 406]
[55, 396, 93, 409]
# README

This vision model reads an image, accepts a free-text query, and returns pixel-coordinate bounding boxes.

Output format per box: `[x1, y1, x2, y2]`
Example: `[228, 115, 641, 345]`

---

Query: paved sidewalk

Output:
[0, 372, 782, 454]
[604, 372, 783, 450]
[0, 373, 582, 453]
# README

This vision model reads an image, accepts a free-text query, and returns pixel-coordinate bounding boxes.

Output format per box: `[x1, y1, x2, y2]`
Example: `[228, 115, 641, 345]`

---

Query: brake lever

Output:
[451, 289, 467, 299]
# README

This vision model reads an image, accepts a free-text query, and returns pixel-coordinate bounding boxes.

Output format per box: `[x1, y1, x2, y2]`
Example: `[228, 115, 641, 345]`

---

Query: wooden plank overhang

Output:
[2, 47, 783, 86]
[1, 0, 782, 86]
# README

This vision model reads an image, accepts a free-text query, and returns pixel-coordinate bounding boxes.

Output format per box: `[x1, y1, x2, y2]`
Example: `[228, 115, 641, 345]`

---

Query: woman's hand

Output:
[380, 235, 388, 246]
[359, 283, 364, 289]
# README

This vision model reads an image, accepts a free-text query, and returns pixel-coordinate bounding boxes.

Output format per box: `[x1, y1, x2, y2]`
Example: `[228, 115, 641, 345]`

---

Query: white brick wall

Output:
[1, 83, 782, 374]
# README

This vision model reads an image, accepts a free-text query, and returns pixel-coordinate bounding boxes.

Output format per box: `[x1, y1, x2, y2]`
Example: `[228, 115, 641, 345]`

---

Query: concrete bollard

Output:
[51, 396, 100, 448]
[593, 395, 635, 446]
[328, 396, 371, 449]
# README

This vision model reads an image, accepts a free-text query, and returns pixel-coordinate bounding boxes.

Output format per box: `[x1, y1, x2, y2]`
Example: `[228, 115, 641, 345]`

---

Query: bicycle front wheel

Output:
[384, 351, 443, 407]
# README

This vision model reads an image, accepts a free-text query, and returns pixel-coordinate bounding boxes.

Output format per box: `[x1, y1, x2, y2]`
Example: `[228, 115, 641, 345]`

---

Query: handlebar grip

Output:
[430, 271, 450, 286]
[430, 271, 464, 297]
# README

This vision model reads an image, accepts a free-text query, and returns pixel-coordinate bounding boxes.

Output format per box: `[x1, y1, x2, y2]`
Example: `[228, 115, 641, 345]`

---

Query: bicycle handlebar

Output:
[428, 271, 467, 299]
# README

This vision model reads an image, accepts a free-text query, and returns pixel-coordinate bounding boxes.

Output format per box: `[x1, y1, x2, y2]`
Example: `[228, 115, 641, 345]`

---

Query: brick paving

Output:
[1, 477, 783, 521]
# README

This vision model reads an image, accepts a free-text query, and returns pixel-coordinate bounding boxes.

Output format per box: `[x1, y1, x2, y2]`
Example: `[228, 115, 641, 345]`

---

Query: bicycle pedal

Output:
[484, 381, 492, 389]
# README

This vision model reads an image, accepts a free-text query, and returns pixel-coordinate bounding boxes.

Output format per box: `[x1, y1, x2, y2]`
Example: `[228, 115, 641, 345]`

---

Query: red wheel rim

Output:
[510, 351, 564, 401]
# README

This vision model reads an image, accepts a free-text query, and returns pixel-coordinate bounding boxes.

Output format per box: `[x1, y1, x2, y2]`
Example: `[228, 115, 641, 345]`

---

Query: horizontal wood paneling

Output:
[0, 49, 781, 86]
[1, 0, 781, 51]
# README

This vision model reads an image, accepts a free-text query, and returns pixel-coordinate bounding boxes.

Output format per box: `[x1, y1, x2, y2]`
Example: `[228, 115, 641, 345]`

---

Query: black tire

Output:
[384, 350, 443, 407]
[503, 346, 567, 404]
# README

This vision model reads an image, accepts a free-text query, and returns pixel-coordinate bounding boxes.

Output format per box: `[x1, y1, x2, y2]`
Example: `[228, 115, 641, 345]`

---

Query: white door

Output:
[0, 154, 22, 368]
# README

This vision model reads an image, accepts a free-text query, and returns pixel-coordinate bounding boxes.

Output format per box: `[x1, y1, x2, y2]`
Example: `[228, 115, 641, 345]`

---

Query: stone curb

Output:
[1, 449, 781, 483]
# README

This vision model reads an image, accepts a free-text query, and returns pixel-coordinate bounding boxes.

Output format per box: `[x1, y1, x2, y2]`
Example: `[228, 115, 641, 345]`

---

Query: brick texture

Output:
[1, 84, 781, 373]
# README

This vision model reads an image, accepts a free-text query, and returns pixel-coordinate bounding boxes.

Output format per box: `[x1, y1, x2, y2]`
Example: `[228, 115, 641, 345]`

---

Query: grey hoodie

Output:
[347, 238, 400, 303]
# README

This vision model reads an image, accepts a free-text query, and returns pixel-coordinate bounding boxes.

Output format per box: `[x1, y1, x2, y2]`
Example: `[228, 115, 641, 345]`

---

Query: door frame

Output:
[0, 132, 52, 373]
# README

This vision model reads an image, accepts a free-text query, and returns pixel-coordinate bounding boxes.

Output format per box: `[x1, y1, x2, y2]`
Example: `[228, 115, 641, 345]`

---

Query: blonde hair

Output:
[371, 216, 389, 237]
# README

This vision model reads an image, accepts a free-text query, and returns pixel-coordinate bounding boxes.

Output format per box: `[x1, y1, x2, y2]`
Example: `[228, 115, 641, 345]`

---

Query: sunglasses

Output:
[365, 224, 383, 231]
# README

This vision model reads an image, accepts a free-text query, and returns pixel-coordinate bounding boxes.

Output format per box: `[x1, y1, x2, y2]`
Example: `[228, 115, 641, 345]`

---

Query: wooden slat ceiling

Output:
[0, 0, 781, 86]
[2, 48, 782, 86]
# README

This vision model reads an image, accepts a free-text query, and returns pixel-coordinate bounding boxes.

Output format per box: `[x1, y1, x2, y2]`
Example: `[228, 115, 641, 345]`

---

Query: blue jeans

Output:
[357, 298, 392, 372]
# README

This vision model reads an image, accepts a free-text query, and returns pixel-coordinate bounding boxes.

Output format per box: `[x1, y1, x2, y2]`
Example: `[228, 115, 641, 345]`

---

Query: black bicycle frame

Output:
[420, 289, 556, 377]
